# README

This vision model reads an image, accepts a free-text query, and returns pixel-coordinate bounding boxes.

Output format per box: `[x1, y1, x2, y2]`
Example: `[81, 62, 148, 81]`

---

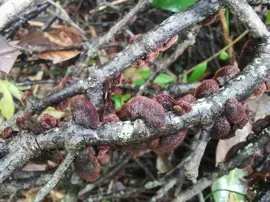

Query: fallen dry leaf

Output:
[22, 188, 40, 202]
[19, 27, 82, 63]
[0, 35, 19, 73]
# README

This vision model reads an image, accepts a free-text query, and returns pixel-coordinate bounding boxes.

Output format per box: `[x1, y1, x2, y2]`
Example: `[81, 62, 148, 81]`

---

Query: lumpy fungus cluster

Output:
[224, 116, 270, 194]
[129, 34, 179, 66]
[9, 64, 269, 183]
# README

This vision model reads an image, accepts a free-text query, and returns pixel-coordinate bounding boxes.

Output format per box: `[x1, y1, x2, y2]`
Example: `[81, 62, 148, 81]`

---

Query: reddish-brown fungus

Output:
[71, 97, 100, 129]
[194, 79, 219, 99]
[211, 116, 231, 139]
[116, 96, 166, 128]
[213, 65, 240, 86]
[39, 114, 59, 130]
[74, 147, 101, 182]
[224, 98, 246, 124]
[249, 83, 267, 99]
[154, 129, 187, 154]
[158, 35, 179, 51]
[153, 94, 176, 111]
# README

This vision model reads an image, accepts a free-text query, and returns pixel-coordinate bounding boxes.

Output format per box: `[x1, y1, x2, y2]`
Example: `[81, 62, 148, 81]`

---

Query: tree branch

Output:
[223, 0, 270, 39]
[1, 45, 269, 182]
[0, 0, 39, 31]
[172, 127, 270, 202]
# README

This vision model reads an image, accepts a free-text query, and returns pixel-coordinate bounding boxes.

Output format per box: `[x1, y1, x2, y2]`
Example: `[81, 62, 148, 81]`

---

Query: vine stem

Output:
[179, 30, 248, 80]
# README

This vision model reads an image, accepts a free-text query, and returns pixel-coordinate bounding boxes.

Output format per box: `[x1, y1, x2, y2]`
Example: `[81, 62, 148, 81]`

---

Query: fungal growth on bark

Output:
[39, 114, 60, 130]
[154, 129, 187, 154]
[249, 82, 267, 99]
[224, 98, 246, 124]
[201, 14, 217, 26]
[194, 79, 220, 99]
[213, 65, 240, 86]
[129, 34, 178, 66]
[116, 96, 166, 128]
[71, 96, 100, 129]
[153, 94, 176, 111]
[211, 116, 231, 139]
[74, 147, 101, 182]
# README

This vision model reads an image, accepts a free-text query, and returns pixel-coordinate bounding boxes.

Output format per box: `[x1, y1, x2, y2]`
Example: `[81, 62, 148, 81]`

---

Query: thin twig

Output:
[173, 127, 270, 202]
[184, 126, 212, 180]
[137, 27, 199, 96]
[33, 152, 77, 202]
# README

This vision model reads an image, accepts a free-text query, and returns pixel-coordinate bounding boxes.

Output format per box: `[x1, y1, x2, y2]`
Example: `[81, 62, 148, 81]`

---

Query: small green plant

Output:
[187, 62, 207, 83]
[111, 94, 131, 109]
[153, 0, 197, 12]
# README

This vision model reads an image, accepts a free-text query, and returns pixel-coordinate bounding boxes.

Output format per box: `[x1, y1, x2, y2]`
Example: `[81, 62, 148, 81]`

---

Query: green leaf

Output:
[182, 74, 188, 83]
[187, 62, 207, 83]
[40, 107, 66, 119]
[153, 0, 197, 12]
[219, 51, 229, 61]
[210, 168, 247, 202]
[154, 73, 174, 87]
[266, 11, 270, 24]
[133, 79, 145, 86]
[3, 80, 22, 100]
[111, 94, 131, 109]
[0, 80, 15, 119]
[136, 70, 153, 79]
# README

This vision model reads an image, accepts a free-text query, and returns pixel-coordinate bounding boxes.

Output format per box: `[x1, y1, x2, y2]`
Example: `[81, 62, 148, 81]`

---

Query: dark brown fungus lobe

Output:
[115, 96, 166, 128]
[213, 65, 240, 86]
[122, 143, 147, 156]
[178, 94, 197, 104]
[173, 94, 196, 115]
[153, 94, 176, 111]
[246, 133, 256, 142]
[236, 102, 253, 129]
[52, 77, 79, 111]
[174, 100, 192, 115]
[74, 147, 101, 182]
[249, 83, 266, 99]
[252, 118, 270, 134]
[224, 98, 246, 124]
[225, 142, 247, 161]
[194, 79, 219, 99]
[225, 141, 265, 169]
[247, 173, 270, 188]
[71, 97, 100, 129]
[97, 145, 110, 159]
[211, 116, 231, 139]
[147, 138, 159, 150]
[103, 113, 120, 123]
[39, 114, 59, 130]
[201, 15, 217, 26]
[154, 129, 187, 154]
[158, 35, 179, 51]
[16, 112, 43, 133]
[144, 49, 160, 62]
[265, 74, 270, 91]
[239, 39, 258, 70]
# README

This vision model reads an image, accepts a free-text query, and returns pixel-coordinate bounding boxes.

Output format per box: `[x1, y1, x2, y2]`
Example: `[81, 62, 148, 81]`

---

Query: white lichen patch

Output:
[118, 121, 133, 141]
